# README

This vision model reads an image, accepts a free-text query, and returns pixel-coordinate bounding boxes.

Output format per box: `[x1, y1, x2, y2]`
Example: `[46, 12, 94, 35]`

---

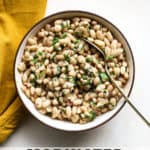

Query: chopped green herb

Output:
[68, 77, 77, 85]
[74, 45, 79, 49]
[74, 39, 81, 44]
[64, 54, 70, 62]
[61, 20, 70, 29]
[85, 69, 94, 78]
[61, 23, 65, 30]
[81, 75, 93, 85]
[86, 24, 91, 31]
[99, 72, 109, 82]
[65, 65, 69, 72]
[30, 74, 37, 86]
[51, 53, 56, 61]
[61, 107, 66, 113]
[86, 78, 93, 85]
[90, 101, 97, 107]
[86, 111, 97, 121]
[37, 51, 43, 56]
[34, 51, 43, 58]
[52, 37, 59, 45]
[86, 57, 93, 62]
[82, 75, 88, 80]
[56, 66, 61, 76]
[32, 58, 38, 63]
[32, 52, 43, 63]
[41, 58, 46, 64]
[61, 32, 67, 38]
[54, 46, 62, 51]
[74, 31, 82, 37]
[106, 55, 114, 60]
[102, 89, 107, 94]
[38, 70, 46, 78]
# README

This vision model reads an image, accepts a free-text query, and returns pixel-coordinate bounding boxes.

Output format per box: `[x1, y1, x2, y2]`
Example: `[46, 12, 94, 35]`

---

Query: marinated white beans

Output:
[18, 17, 129, 124]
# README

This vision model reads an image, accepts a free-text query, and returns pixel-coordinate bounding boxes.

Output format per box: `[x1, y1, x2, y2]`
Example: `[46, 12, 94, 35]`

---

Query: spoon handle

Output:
[108, 73, 150, 127]
[82, 38, 149, 127]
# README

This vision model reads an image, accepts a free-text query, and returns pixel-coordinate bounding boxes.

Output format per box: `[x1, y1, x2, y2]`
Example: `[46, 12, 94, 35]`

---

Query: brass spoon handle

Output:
[82, 38, 150, 127]
[106, 67, 150, 127]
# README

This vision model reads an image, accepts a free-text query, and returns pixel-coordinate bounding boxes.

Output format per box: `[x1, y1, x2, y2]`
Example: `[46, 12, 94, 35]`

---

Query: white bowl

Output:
[14, 11, 135, 132]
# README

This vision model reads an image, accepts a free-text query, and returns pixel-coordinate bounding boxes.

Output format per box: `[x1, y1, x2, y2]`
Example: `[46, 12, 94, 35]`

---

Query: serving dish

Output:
[14, 10, 135, 131]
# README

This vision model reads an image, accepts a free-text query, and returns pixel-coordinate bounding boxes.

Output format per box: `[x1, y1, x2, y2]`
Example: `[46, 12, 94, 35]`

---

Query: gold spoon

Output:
[82, 38, 150, 127]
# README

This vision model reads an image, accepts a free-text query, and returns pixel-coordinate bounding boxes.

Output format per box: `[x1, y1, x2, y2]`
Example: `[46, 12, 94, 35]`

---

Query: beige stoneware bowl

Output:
[14, 11, 135, 132]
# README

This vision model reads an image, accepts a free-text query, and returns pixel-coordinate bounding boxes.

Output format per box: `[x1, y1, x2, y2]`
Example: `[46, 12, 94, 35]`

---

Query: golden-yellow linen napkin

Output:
[0, 0, 47, 143]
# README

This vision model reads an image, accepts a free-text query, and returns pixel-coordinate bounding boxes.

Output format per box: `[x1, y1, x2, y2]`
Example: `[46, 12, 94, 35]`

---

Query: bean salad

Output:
[18, 17, 129, 124]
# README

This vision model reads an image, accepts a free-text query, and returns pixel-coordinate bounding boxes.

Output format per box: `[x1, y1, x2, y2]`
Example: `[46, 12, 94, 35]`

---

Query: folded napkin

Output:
[0, 0, 47, 143]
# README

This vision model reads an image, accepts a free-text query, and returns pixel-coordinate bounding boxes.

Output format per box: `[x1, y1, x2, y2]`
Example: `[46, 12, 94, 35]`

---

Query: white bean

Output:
[52, 107, 59, 118]
[66, 106, 72, 118]
[35, 98, 42, 109]
[73, 99, 82, 105]
[94, 39, 105, 48]
[72, 106, 77, 115]
[96, 30, 104, 40]
[27, 37, 36, 45]
[42, 99, 50, 108]
[77, 55, 86, 64]
[94, 76, 100, 85]
[54, 19, 63, 25]
[114, 67, 120, 76]
[120, 66, 126, 74]
[111, 40, 118, 49]
[54, 24, 62, 32]
[71, 115, 79, 123]
[96, 84, 106, 92]
[35, 88, 42, 96]
[69, 70, 76, 77]
[110, 97, 117, 106]
[18, 62, 26, 72]
[106, 31, 113, 42]
[90, 29, 96, 38]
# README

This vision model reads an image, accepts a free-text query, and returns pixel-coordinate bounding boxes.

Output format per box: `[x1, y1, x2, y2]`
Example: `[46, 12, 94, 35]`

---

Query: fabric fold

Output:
[0, 0, 47, 143]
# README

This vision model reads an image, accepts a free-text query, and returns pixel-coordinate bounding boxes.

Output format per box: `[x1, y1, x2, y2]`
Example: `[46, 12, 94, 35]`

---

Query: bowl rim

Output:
[14, 10, 135, 132]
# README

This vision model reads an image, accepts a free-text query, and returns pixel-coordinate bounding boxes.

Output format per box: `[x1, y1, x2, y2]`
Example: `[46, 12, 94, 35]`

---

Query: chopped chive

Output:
[51, 53, 56, 61]
[37, 51, 43, 56]
[99, 72, 109, 82]
[68, 77, 77, 85]
[65, 65, 69, 72]
[61, 23, 65, 30]
[61, 20, 70, 29]
[74, 39, 81, 44]
[54, 46, 62, 51]
[32, 52, 43, 63]
[61, 32, 67, 38]
[86, 111, 97, 121]
[102, 89, 107, 94]
[86, 78, 93, 85]
[82, 75, 88, 80]
[38, 70, 46, 79]
[64, 54, 70, 62]
[30, 74, 37, 86]
[61, 107, 66, 113]
[90, 101, 97, 107]
[106, 55, 114, 60]
[74, 31, 82, 37]
[86, 57, 93, 62]
[52, 37, 59, 45]
[56, 66, 61, 76]
[32, 58, 38, 63]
